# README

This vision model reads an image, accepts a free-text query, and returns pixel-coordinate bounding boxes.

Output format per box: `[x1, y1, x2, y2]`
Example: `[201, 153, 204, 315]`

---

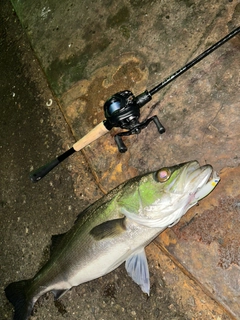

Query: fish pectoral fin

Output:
[90, 217, 126, 240]
[125, 248, 150, 295]
[52, 289, 69, 300]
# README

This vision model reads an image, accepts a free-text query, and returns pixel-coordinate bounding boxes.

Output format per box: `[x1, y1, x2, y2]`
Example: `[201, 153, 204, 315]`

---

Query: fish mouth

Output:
[168, 160, 213, 196]
[176, 160, 219, 208]
[164, 160, 219, 221]
[184, 160, 213, 189]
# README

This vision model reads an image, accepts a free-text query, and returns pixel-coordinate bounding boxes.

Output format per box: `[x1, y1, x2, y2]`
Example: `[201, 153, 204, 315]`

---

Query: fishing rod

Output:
[30, 26, 240, 182]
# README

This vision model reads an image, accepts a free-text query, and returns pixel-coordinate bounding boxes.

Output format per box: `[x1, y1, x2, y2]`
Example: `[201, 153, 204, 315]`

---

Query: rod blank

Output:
[149, 26, 240, 96]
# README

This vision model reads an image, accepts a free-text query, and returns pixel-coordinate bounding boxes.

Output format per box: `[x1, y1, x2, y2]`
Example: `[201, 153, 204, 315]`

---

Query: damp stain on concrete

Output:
[46, 36, 111, 96]
[61, 55, 148, 136]
[106, 6, 130, 28]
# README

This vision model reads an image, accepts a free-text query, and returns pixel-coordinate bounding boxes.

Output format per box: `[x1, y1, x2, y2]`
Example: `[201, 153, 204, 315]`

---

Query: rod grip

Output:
[73, 121, 109, 151]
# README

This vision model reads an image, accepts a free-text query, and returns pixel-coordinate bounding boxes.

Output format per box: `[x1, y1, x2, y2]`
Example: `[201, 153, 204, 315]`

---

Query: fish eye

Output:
[155, 167, 171, 182]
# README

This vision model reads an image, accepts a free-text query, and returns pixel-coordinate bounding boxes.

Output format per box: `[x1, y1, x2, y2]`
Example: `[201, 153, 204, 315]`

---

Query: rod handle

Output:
[30, 147, 76, 182]
[73, 121, 109, 151]
[30, 122, 109, 182]
[30, 158, 60, 182]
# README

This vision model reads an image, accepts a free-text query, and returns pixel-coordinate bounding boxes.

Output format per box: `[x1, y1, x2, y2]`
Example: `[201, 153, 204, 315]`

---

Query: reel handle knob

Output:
[114, 135, 128, 153]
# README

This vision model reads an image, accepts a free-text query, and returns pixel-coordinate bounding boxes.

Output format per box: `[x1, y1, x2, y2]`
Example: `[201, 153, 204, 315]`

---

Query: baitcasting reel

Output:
[103, 90, 165, 152]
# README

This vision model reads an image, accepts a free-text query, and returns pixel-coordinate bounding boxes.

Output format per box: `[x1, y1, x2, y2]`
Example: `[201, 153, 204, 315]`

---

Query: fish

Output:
[5, 160, 220, 320]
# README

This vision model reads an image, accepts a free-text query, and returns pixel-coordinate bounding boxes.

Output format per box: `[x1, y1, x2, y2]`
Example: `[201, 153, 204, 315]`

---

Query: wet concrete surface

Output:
[0, 2, 207, 320]
[1, 0, 240, 319]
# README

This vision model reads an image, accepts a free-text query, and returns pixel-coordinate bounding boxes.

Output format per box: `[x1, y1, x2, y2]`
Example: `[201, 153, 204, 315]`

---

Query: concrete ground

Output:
[1, 0, 240, 319]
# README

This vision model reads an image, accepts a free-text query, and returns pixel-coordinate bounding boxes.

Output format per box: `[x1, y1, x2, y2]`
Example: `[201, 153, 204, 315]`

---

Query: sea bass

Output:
[5, 161, 220, 320]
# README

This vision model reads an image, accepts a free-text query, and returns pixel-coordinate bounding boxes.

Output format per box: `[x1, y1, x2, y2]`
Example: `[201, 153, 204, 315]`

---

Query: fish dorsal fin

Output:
[90, 217, 126, 240]
[125, 248, 150, 295]
[52, 289, 69, 300]
[50, 233, 66, 254]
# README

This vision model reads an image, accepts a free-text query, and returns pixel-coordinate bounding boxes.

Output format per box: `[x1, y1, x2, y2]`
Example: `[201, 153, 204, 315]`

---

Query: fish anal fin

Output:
[50, 233, 66, 254]
[90, 217, 126, 240]
[125, 248, 150, 295]
[52, 289, 69, 300]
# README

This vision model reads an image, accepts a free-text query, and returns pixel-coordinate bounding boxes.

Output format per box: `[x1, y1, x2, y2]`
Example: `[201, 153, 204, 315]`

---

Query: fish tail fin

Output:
[5, 279, 34, 320]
